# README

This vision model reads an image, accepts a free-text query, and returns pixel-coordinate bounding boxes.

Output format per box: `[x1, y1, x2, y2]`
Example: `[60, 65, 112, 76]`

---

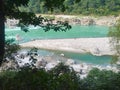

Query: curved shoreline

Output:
[20, 37, 115, 56]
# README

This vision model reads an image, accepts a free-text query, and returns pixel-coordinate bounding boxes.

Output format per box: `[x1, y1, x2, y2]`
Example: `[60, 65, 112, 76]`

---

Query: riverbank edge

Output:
[37, 14, 120, 26]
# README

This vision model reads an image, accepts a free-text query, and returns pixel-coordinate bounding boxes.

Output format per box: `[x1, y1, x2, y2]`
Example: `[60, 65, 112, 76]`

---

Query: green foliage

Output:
[0, 65, 120, 90]
[110, 55, 119, 64]
[42, 20, 72, 32]
[108, 19, 120, 63]
[0, 0, 72, 65]
[20, 0, 120, 16]
[0, 63, 80, 90]
[81, 68, 120, 90]
[48, 63, 81, 90]
[4, 0, 72, 36]
[27, 48, 38, 67]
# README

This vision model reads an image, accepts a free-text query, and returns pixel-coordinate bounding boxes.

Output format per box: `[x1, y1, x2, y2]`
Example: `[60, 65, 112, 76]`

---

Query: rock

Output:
[117, 61, 120, 64]
[72, 18, 81, 24]
[45, 62, 58, 71]
[54, 15, 118, 26]
[95, 16, 117, 26]
[36, 58, 47, 68]
[81, 17, 95, 25]
[60, 53, 64, 56]
[70, 64, 82, 73]
[80, 74, 87, 79]
[91, 48, 101, 56]
[65, 59, 75, 65]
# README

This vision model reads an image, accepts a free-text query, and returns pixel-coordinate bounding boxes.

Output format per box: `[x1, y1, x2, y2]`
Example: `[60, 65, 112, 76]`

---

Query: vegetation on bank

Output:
[108, 19, 120, 63]
[20, 0, 120, 16]
[0, 63, 120, 90]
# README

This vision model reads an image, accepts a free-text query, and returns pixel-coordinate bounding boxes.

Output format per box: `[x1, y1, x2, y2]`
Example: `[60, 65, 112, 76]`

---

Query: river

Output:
[5, 25, 112, 65]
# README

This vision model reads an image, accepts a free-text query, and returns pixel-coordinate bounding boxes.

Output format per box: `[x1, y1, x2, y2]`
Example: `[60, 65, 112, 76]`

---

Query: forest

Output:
[20, 0, 120, 16]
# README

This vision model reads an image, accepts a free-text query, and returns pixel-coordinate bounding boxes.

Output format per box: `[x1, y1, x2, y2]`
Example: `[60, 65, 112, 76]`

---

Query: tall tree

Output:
[0, 0, 5, 65]
[0, 0, 72, 65]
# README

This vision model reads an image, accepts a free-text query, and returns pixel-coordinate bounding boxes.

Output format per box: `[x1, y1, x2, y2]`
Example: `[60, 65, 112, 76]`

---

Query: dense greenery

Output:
[20, 0, 120, 16]
[0, 63, 80, 90]
[0, 64, 120, 90]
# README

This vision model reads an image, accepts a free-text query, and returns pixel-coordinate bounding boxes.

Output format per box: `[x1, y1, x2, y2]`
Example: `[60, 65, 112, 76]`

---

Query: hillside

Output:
[20, 0, 120, 16]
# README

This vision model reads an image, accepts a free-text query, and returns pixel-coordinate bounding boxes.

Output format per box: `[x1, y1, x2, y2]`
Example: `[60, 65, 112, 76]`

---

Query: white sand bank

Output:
[20, 37, 115, 56]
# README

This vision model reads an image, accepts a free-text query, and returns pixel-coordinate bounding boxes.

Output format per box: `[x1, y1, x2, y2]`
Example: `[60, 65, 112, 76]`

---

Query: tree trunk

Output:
[0, 0, 5, 65]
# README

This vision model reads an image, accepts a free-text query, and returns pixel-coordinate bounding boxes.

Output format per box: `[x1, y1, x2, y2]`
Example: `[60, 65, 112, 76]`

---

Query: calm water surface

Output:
[5, 25, 109, 43]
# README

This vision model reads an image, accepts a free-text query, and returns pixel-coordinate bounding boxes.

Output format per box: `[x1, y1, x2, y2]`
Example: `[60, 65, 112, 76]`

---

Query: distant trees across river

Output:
[19, 0, 120, 16]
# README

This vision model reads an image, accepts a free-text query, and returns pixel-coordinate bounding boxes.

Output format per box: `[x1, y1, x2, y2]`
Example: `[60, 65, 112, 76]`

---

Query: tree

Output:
[0, 63, 81, 90]
[0, 0, 72, 65]
[19, 0, 120, 15]
[0, 0, 5, 65]
[108, 19, 120, 63]
[81, 68, 120, 90]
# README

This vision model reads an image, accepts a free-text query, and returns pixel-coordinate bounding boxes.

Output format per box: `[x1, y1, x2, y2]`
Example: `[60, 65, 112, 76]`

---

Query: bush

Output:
[0, 65, 120, 90]
[0, 63, 80, 90]
[81, 68, 120, 90]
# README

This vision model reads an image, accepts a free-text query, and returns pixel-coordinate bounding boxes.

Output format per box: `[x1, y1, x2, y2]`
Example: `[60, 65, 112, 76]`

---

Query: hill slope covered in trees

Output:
[20, 0, 120, 16]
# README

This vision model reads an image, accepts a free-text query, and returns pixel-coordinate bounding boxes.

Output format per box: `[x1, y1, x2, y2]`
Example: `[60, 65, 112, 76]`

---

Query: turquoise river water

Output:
[5, 25, 112, 65]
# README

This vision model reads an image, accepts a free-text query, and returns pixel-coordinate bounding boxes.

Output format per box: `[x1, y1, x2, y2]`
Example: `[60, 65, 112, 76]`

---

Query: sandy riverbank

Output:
[20, 37, 115, 56]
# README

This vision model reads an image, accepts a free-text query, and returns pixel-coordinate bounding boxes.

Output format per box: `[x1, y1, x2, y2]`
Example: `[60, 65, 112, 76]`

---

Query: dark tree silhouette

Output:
[0, 0, 72, 65]
[0, 0, 5, 65]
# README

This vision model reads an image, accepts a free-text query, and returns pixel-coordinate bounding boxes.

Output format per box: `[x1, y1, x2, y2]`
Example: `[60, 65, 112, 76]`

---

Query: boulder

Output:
[81, 17, 95, 25]
[65, 59, 75, 65]
[36, 58, 47, 68]
[45, 62, 58, 71]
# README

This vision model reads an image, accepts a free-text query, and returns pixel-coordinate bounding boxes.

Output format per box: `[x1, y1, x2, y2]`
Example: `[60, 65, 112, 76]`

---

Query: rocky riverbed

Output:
[40, 14, 120, 26]
[0, 50, 119, 79]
